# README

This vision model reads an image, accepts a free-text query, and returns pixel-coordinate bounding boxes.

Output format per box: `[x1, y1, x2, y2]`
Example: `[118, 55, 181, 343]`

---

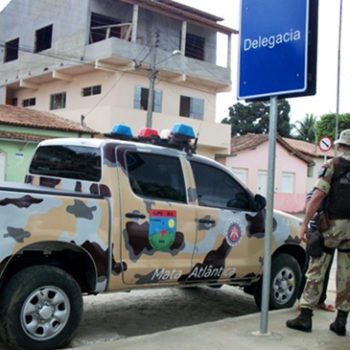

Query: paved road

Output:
[70, 286, 258, 348]
[0, 257, 337, 349]
[0, 286, 258, 349]
[67, 256, 338, 349]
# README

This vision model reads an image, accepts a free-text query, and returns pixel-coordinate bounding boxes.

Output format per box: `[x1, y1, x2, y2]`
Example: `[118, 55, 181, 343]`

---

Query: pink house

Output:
[283, 137, 335, 192]
[216, 134, 314, 214]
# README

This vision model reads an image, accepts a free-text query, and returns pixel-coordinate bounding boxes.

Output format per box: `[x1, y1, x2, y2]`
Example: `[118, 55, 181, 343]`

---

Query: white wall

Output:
[13, 69, 230, 156]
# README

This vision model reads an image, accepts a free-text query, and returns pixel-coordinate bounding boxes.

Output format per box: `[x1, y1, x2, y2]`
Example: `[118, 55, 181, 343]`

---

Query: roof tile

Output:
[0, 105, 97, 134]
[0, 131, 50, 142]
[283, 137, 335, 158]
[228, 133, 314, 165]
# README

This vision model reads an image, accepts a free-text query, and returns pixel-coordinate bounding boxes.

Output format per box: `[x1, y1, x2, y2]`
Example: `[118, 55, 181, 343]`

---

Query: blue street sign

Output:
[238, 0, 310, 99]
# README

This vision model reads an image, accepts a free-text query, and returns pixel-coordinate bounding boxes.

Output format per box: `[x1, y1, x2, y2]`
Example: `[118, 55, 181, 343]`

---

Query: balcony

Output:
[84, 37, 231, 92]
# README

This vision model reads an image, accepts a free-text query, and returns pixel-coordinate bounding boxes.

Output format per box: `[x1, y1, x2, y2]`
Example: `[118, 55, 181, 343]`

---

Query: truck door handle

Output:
[125, 212, 146, 219]
[198, 218, 216, 225]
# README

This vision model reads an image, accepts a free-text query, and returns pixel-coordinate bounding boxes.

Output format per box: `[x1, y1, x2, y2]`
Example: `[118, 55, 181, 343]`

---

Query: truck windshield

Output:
[30, 145, 101, 181]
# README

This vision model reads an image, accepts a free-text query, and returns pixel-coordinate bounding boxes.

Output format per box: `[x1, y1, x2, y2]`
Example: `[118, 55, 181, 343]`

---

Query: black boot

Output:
[330, 310, 348, 336]
[286, 308, 313, 332]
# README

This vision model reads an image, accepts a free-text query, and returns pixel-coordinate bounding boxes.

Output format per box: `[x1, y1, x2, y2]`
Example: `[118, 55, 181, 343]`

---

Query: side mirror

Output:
[254, 194, 266, 211]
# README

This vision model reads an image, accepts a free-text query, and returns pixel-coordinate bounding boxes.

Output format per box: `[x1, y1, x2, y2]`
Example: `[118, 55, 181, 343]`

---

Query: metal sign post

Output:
[259, 96, 278, 334]
[238, 0, 315, 336]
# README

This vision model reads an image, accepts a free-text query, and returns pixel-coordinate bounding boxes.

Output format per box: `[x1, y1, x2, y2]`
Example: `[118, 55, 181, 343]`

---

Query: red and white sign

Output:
[318, 136, 333, 152]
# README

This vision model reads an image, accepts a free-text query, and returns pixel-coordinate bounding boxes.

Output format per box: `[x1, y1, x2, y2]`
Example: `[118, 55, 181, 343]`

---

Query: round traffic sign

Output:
[318, 136, 333, 152]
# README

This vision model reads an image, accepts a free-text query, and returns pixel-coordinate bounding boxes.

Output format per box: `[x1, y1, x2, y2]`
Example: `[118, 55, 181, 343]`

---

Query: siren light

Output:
[108, 123, 196, 153]
[168, 123, 197, 153]
[171, 123, 195, 139]
[138, 128, 160, 139]
[111, 124, 133, 139]
[159, 129, 171, 139]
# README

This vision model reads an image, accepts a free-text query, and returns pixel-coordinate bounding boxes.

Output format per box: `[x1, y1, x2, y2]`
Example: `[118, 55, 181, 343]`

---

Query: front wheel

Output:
[254, 253, 301, 310]
[0, 265, 83, 350]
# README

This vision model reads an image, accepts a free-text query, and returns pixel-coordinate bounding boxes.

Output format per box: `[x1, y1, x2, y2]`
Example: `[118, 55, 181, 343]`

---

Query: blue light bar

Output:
[171, 123, 195, 139]
[111, 124, 133, 138]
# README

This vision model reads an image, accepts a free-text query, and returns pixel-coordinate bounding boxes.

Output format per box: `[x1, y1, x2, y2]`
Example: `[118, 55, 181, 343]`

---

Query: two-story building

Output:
[0, 0, 236, 158]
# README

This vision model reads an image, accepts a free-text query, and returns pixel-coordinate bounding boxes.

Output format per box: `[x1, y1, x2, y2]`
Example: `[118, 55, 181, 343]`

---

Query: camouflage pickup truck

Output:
[0, 124, 306, 350]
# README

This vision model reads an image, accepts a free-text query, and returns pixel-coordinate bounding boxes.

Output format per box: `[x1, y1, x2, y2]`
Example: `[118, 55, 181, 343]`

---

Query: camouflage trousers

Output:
[300, 219, 350, 312]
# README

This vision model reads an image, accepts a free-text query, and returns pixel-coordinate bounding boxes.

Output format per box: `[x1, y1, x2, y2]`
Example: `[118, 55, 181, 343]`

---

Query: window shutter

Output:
[154, 90, 162, 113]
[190, 98, 204, 119]
[133, 86, 141, 109]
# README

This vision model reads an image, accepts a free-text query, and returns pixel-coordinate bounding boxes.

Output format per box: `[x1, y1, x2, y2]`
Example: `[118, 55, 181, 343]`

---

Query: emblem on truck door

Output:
[225, 223, 242, 247]
[148, 209, 176, 250]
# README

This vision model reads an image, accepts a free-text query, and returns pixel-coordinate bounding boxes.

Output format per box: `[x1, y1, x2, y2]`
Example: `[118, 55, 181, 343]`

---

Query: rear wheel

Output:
[0, 265, 83, 350]
[254, 253, 301, 310]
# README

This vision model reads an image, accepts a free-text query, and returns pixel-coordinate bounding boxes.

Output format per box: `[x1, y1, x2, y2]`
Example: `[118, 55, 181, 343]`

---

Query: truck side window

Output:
[30, 145, 101, 181]
[190, 160, 252, 210]
[126, 152, 186, 203]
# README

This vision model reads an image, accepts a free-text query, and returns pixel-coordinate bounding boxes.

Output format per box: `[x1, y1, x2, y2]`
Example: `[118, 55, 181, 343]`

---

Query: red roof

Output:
[0, 105, 96, 134]
[0, 130, 49, 142]
[283, 137, 335, 158]
[227, 133, 314, 165]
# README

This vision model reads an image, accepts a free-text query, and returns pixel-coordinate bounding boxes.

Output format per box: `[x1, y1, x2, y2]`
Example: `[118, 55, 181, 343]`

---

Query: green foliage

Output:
[292, 113, 317, 143]
[222, 99, 291, 136]
[315, 113, 350, 141]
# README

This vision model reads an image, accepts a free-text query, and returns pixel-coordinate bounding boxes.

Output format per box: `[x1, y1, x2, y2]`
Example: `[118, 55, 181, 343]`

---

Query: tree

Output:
[315, 113, 350, 142]
[292, 113, 317, 143]
[222, 99, 292, 136]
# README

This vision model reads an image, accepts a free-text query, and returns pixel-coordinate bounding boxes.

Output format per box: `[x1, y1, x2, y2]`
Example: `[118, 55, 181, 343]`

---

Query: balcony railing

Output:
[90, 22, 133, 43]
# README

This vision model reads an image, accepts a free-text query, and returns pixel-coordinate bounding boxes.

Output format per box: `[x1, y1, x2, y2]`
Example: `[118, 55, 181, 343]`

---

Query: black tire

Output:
[254, 253, 301, 310]
[0, 265, 83, 350]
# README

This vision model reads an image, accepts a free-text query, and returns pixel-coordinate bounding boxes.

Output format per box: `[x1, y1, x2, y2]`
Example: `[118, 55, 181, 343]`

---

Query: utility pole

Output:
[146, 31, 160, 128]
[335, 0, 343, 142]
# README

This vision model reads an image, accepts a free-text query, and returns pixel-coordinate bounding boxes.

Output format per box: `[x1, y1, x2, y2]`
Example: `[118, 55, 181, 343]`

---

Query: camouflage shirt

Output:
[314, 151, 350, 194]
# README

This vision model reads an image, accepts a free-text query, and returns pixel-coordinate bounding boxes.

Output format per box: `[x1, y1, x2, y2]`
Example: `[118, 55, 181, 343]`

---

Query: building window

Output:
[257, 170, 268, 198]
[11, 98, 18, 106]
[307, 165, 313, 178]
[50, 92, 66, 110]
[4, 38, 19, 62]
[179, 96, 204, 119]
[185, 33, 205, 61]
[22, 98, 36, 107]
[35, 25, 53, 53]
[82, 85, 102, 97]
[134, 86, 162, 112]
[281, 172, 295, 194]
[90, 12, 121, 43]
[232, 168, 248, 185]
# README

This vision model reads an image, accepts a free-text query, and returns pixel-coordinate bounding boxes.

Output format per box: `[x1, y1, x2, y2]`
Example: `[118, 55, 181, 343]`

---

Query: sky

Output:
[1, 0, 349, 124]
[176, 0, 350, 124]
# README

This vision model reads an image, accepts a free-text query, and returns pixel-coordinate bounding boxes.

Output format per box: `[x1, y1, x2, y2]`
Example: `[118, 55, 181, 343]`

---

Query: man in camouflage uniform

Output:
[287, 129, 350, 336]
[297, 190, 335, 311]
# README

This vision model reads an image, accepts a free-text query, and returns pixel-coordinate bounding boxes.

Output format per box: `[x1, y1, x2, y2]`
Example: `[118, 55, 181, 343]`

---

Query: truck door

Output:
[117, 147, 197, 286]
[185, 159, 264, 284]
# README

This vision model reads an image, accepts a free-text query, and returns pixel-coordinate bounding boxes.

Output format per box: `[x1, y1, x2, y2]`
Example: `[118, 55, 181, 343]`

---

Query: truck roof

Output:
[38, 137, 229, 170]
[38, 137, 191, 155]
[39, 137, 107, 148]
